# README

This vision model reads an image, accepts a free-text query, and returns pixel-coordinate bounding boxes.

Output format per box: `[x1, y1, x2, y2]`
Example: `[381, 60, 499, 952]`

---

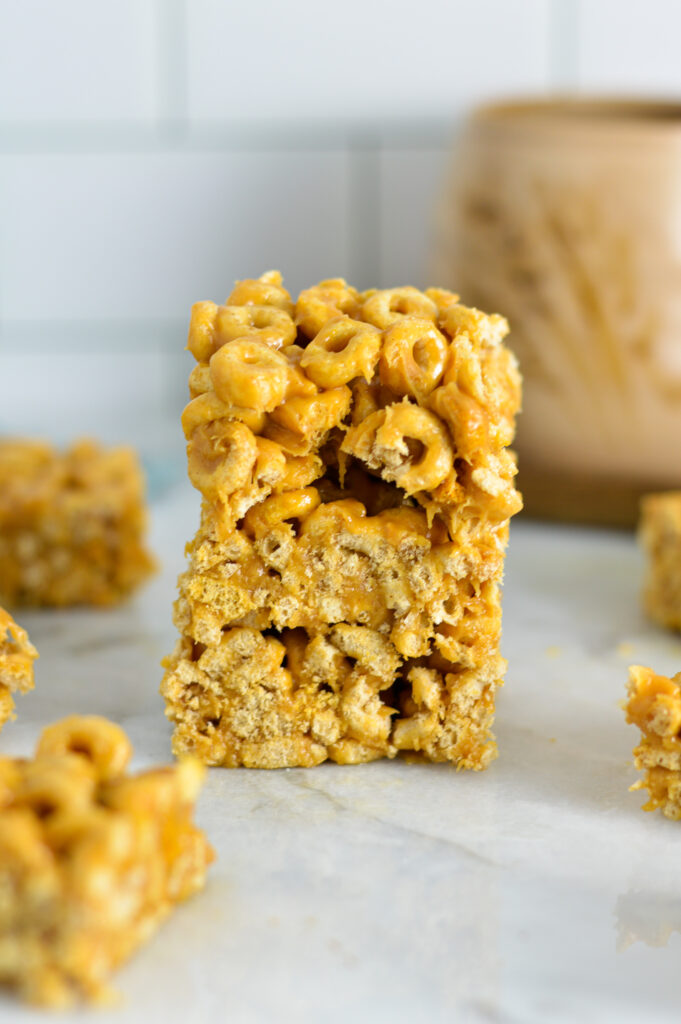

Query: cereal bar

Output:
[639, 491, 681, 630]
[0, 608, 37, 732]
[161, 272, 522, 769]
[625, 665, 681, 820]
[0, 438, 155, 607]
[0, 716, 213, 1006]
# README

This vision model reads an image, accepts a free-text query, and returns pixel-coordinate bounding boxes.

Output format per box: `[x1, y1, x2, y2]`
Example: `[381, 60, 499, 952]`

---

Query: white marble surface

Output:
[3, 482, 681, 1023]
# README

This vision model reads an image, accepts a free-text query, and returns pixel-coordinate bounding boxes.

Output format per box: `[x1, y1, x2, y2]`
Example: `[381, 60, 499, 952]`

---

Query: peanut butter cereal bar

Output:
[0, 716, 213, 1006]
[161, 272, 522, 769]
[0, 608, 37, 732]
[0, 438, 155, 607]
[639, 492, 681, 630]
[625, 665, 681, 820]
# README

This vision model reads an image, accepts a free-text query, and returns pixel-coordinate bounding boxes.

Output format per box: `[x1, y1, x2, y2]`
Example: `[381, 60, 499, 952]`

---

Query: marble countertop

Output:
[4, 482, 681, 1024]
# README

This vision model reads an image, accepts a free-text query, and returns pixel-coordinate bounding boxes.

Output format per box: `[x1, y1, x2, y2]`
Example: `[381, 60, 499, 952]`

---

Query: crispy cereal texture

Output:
[0, 608, 37, 732]
[640, 492, 681, 630]
[0, 438, 156, 607]
[0, 716, 213, 1006]
[161, 272, 522, 769]
[626, 665, 681, 820]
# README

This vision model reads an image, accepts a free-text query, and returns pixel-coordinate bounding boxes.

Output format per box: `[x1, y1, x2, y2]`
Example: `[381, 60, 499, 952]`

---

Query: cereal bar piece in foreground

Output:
[639, 492, 681, 630]
[0, 438, 156, 607]
[0, 716, 213, 1006]
[162, 272, 522, 769]
[625, 665, 681, 819]
[0, 608, 38, 732]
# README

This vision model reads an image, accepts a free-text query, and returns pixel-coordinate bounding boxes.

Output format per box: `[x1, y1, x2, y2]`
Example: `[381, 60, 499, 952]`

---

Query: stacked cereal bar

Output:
[0, 439, 155, 607]
[161, 272, 522, 769]
[625, 665, 681, 820]
[0, 608, 38, 732]
[639, 492, 681, 630]
[0, 716, 213, 1006]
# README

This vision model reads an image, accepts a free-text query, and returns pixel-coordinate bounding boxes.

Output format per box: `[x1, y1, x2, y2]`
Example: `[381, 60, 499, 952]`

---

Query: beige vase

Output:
[433, 99, 681, 526]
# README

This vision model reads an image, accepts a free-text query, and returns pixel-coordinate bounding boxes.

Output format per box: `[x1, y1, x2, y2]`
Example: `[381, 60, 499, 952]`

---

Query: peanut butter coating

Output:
[162, 272, 522, 770]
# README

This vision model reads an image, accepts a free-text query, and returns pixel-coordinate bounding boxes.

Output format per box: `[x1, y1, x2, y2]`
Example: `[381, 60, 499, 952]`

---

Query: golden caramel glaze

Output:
[0, 439, 156, 607]
[625, 665, 681, 819]
[0, 716, 213, 1006]
[163, 272, 522, 769]
[639, 492, 681, 631]
[0, 608, 38, 733]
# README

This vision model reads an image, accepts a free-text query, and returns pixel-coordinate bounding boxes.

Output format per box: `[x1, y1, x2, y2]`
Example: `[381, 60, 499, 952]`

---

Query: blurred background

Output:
[1, 0, 680, 487]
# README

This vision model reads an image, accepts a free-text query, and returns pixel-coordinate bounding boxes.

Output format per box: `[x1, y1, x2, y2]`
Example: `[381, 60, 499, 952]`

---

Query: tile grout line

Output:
[549, 0, 581, 91]
[0, 119, 455, 156]
[154, 0, 190, 139]
[347, 141, 382, 289]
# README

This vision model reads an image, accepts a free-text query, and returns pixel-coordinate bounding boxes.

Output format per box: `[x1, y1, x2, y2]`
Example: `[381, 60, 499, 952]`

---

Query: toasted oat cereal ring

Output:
[278, 345, 320, 398]
[37, 716, 132, 782]
[188, 364, 213, 399]
[265, 388, 352, 454]
[362, 287, 437, 330]
[227, 271, 294, 315]
[295, 279, 362, 338]
[15, 756, 96, 818]
[0, 808, 57, 875]
[275, 452, 324, 492]
[249, 437, 288, 490]
[301, 316, 381, 388]
[40, 805, 112, 853]
[379, 317, 448, 400]
[342, 402, 453, 495]
[214, 305, 296, 352]
[182, 393, 266, 438]
[282, 351, 319, 399]
[187, 301, 219, 362]
[243, 487, 321, 539]
[424, 286, 460, 316]
[64, 813, 138, 901]
[349, 378, 388, 425]
[102, 761, 204, 814]
[210, 338, 290, 413]
[428, 382, 489, 459]
[299, 498, 367, 537]
[188, 419, 258, 502]
[372, 506, 430, 539]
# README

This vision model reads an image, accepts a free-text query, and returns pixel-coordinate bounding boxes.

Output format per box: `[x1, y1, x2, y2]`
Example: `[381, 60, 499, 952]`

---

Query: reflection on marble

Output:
[3, 485, 681, 1023]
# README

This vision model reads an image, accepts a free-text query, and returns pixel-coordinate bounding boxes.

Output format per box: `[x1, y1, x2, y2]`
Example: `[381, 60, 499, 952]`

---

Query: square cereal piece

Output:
[625, 665, 681, 820]
[639, 492, 681, 630]
[0, 438, 156, 607]
[0, 716, 213, 1006]
[0, 607, 38, 732]
[161, 272, 522, 769]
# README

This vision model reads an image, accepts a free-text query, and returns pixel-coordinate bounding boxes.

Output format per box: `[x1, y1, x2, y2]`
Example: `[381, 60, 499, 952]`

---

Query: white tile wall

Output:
[0, 151, 351, 322]
[577, 0, 681, 95]
[0, 348, 168, 449]
[2, 0, 681, 453]
[0, 0, 158, 122]
[186, 0, 552, 122]
[377, 147, 451, 289]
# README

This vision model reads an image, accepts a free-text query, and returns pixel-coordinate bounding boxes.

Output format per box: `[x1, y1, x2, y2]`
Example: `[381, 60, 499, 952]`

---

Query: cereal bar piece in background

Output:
[625, 665, 681, 820]
[0, 716, 213, 1006]
[162, 272, 522, 769]
[639, 492, 681, 630]
[0, 607, 38, 732]
[0, 439, 156, 607]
